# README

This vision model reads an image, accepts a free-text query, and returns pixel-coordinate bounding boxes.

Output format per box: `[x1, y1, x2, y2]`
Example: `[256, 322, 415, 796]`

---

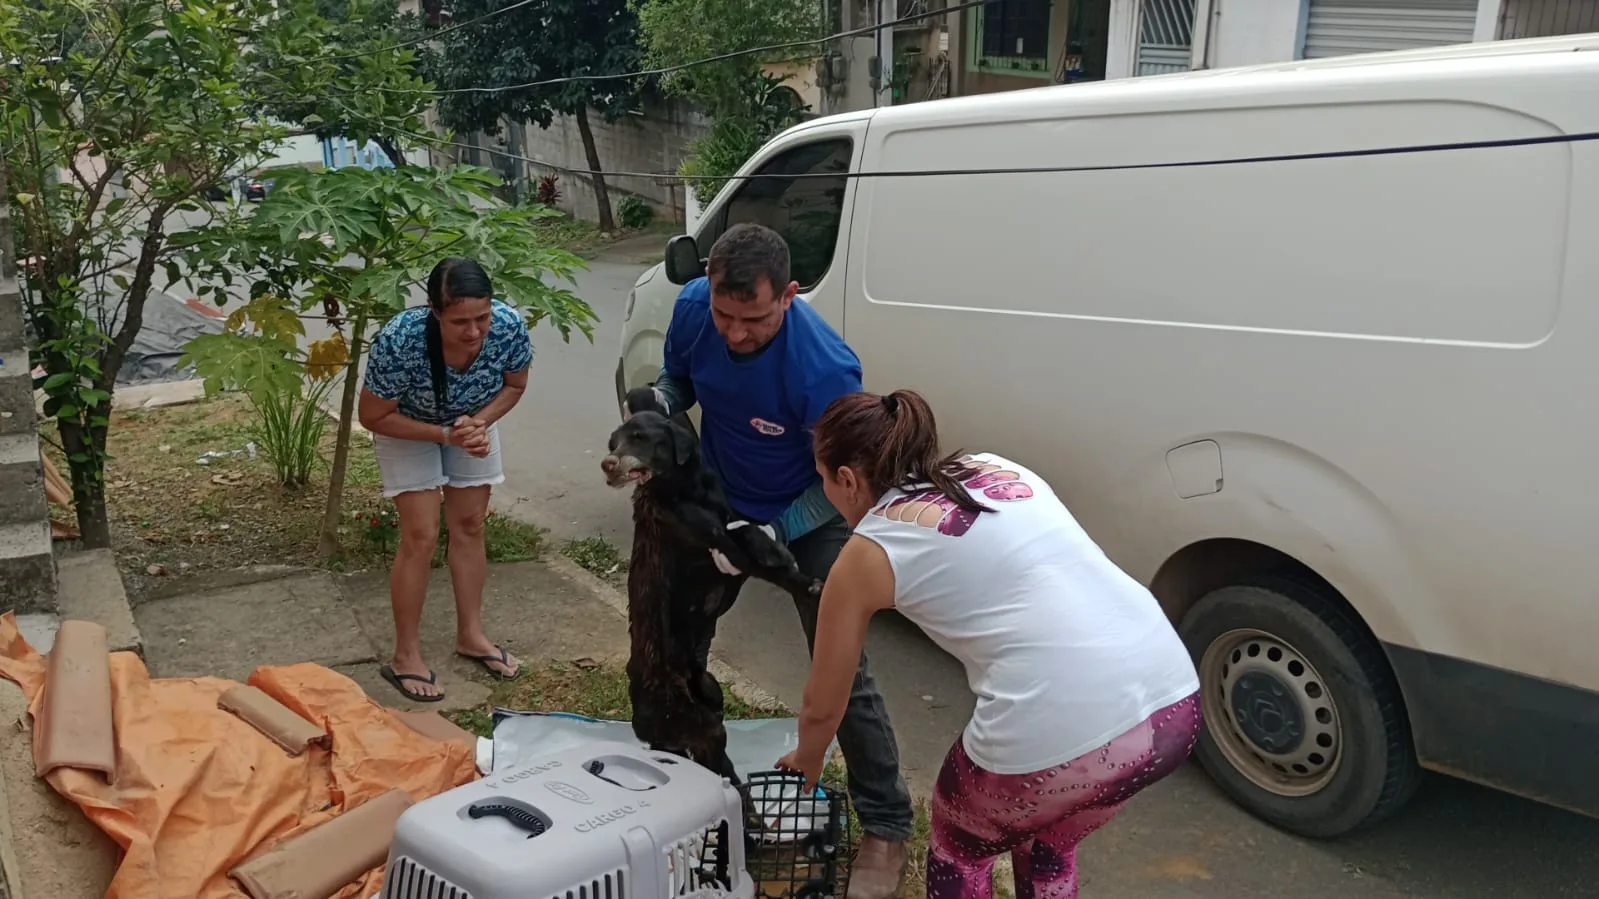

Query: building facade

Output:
[849, 0, 1599, 108]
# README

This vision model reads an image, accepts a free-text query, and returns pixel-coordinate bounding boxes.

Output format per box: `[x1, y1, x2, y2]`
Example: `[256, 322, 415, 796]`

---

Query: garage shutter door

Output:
[1301, 0, 1479, 59]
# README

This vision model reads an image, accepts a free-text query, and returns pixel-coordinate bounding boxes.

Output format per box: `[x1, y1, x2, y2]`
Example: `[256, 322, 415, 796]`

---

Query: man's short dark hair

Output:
[707, 223, 791, 302]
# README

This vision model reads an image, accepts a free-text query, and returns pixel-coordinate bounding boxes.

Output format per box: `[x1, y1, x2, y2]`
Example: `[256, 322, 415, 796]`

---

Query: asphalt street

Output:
[488, 242, 1599, 899]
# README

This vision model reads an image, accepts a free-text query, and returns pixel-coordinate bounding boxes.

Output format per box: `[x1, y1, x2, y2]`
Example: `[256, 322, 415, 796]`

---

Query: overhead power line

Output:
[391, 0, 991, 96]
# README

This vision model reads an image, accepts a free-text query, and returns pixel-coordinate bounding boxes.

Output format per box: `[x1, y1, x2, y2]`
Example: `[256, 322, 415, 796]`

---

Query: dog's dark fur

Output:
[602, 387, 822, 788]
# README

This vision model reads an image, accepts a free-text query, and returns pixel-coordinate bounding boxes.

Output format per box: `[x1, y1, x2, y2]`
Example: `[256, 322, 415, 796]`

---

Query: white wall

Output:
[1209, 0, 1306, 69]
[1109, 0, 1503, 80]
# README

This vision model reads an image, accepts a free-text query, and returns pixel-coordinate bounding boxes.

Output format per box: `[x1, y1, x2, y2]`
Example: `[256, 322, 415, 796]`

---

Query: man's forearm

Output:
[655, 365, 696, 417]
[771, 480, 840, 544]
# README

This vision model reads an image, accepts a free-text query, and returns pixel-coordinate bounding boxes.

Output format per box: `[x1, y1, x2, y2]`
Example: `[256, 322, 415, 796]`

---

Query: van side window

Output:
[712, 138, 852, 291]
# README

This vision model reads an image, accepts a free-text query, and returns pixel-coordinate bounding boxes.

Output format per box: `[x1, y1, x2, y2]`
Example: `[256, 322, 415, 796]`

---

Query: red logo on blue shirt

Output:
[750, 418, 786, 436]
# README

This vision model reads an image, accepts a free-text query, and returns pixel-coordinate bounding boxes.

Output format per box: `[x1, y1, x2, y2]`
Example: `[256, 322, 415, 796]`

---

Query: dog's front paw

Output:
[806, 577, 824, 597]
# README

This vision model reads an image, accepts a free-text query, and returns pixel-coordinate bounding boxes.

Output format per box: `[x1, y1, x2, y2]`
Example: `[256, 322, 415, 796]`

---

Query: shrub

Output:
[535, 174, 562, 206]
[616, 194, 655, 230]
[251, 376, 334, 489]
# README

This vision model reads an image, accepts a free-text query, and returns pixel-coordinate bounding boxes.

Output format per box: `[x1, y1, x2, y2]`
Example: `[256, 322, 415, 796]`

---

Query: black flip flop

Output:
[457, 646, 520, 680]
[380, 665, 445, 703]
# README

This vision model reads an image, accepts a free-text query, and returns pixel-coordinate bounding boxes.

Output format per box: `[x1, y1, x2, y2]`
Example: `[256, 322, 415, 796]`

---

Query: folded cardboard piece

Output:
[35, 620, 116, 782]
[229, 787, 414, 899]
[219, 684, 331, 756]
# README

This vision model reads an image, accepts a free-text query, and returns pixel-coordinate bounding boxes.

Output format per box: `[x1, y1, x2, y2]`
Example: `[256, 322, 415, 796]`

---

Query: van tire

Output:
[1178, 575, 1422, 838]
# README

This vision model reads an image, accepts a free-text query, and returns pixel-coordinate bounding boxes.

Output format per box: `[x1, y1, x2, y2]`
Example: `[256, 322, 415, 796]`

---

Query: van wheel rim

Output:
[1200, 628, 1342, 797]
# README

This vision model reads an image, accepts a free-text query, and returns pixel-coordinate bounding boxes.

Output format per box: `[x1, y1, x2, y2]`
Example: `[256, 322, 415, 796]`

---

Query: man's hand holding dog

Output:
[448, 415, 492, 458]
[710, 520, 778, 576]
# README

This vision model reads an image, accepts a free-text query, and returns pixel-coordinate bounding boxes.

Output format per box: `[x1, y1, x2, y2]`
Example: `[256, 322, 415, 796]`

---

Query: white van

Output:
[614, 34, 1599, 838]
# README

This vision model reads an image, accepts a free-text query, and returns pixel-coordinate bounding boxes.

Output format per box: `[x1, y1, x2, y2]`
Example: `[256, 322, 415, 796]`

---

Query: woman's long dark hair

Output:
[423, 257, 493, 412]
[812, 389, 992, 514]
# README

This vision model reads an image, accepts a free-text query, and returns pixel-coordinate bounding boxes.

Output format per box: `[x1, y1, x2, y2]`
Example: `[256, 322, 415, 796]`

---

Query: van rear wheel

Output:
[1178, 575, 1421, 838]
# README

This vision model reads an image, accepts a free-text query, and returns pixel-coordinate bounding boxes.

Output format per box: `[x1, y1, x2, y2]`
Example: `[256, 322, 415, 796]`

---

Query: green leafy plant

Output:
[253, 376, 335, 489]
[183, 164, 594, 557]
[676, 72, 810, 204]
[616, 194, 655, 230]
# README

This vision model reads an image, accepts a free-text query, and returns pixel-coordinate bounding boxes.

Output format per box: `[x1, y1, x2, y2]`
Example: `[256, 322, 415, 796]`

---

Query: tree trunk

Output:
[318, 310, 368, 558]
[573, 106, 616, 233]
[375, 136, 408, 168]
[58, 417, 112, 549]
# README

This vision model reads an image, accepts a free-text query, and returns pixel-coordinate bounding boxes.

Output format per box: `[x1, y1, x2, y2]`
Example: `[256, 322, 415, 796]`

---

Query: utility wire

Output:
[393, 0, 989, 96]
[305, 0, 542, 64]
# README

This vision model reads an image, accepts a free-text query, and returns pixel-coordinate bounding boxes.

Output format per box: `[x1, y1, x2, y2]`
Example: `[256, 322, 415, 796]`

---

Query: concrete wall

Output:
[506, 99, 711, 227]
[0, 173, 58, 615]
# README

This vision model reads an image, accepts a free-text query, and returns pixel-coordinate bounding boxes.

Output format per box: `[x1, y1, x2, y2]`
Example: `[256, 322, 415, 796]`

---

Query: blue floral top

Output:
[363, 299, 533, 425]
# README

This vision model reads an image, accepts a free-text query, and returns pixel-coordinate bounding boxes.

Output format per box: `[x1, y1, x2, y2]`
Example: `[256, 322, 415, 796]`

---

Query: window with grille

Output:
[976, 0, 1051, 74]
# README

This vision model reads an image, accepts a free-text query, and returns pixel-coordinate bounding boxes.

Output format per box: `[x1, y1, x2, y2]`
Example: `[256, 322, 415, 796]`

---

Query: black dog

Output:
[602, 387, 821, 792]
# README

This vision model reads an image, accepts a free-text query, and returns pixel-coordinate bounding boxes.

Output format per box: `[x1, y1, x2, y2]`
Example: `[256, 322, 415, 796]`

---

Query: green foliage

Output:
[253, 376, 335, 489]
[615, 194, 655, 230]
[632, 0, 823, 116]
[0, 0, 420, 547]
[420, 0, 648, 232]
[189, 165, 593, 341]
[424, 0, 646, 132]
[632, 0, 818, 203]
[677, 72, 810, 204]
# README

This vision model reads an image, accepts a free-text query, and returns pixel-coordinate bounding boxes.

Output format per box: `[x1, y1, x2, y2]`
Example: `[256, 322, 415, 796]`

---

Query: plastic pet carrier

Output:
[380, 741, 754, 899]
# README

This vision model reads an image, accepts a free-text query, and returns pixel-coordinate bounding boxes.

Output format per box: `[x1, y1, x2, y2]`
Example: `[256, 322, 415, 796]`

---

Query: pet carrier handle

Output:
[467, 801, 550, 837]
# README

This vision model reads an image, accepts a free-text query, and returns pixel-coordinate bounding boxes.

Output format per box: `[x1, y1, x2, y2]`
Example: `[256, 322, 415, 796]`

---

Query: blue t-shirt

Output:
[663, 277, 863, 522]
[363, 299, 532, 425]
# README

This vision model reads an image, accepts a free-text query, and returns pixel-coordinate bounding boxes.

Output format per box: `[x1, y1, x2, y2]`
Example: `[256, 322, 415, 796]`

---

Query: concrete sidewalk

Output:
[0, 554, 756, 899]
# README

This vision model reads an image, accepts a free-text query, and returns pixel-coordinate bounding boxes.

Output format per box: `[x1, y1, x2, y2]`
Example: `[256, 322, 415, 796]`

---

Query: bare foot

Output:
[456, 638, 520, 678]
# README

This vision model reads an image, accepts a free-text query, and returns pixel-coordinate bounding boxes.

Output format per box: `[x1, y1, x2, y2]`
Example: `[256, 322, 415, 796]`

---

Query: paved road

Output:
[486, 244, 1599, 898]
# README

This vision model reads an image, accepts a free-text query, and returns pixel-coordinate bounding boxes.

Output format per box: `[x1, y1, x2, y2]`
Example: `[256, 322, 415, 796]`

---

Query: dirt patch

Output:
[45, 393, 545, 603]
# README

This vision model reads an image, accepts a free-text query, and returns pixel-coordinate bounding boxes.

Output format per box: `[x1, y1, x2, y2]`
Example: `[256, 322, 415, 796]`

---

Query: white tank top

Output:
[852, 452, 1200, 774]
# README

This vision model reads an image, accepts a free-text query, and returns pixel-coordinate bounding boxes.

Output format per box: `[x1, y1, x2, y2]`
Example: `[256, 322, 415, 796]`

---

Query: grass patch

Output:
[561, 536, 628, 581]
[447, 658, 788, 738]
[55, 392, 544, 596]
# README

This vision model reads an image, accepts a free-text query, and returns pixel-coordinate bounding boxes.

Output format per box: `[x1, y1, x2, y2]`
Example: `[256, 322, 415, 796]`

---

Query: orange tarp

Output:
[0, 613, 479, 898]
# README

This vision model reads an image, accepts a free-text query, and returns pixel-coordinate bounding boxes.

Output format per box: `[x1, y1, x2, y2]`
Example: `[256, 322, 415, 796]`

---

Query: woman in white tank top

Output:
[775, 389, 1201, 899]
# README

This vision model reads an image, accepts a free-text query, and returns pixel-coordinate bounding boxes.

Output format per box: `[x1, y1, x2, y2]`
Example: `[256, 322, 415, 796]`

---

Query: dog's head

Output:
[602, 410, 698, 489]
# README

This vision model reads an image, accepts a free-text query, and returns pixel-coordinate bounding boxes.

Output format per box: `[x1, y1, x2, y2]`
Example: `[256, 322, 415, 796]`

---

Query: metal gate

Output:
[1135, 0, 1198, 76]
[1301, 0, 1479, 59]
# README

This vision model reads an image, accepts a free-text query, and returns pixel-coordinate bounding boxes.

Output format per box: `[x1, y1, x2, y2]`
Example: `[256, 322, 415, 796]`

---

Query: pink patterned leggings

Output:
[927, 692, 1202, 899]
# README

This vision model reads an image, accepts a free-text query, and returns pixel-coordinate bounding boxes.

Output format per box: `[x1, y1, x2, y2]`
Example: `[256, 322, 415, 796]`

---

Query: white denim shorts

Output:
[370, 424, 504, 498]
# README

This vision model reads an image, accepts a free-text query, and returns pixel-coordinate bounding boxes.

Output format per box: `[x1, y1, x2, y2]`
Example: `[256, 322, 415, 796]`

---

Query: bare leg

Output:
[390, 488, 443, 697]
[443, 485, 518, 676]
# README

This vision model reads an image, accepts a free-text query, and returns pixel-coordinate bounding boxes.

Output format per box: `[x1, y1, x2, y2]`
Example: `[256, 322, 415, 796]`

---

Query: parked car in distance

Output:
[616, 33, 1599, 839]
[244, 177, 274, 201]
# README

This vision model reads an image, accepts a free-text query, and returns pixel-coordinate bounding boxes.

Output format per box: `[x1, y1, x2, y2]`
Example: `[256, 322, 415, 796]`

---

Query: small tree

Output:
[423, 0, 649, 233]
[0, 0, 417, 547]
[182, 164, 594, 557]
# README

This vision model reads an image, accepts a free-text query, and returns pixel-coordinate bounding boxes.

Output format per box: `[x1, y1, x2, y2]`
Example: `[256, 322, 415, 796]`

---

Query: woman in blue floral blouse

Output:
[357, 256, 531, 702]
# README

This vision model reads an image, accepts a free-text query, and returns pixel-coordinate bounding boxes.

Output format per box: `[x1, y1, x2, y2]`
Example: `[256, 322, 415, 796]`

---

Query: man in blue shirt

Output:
[633, 223, 913, 898]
